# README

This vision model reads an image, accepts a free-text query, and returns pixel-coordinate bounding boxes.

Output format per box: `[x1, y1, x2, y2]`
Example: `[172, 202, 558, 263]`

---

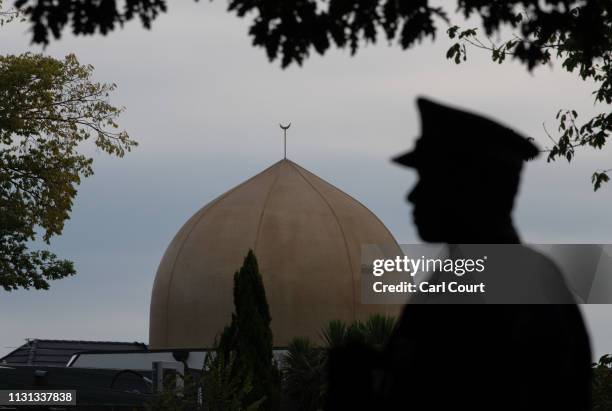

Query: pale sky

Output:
[1, 1, 611, 359]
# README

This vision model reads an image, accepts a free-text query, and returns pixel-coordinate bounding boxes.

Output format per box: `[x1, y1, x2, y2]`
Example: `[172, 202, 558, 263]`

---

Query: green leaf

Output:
[0, 52, 135, 291]
[592, 172, 610, 191]
[447, 26, 459, 39]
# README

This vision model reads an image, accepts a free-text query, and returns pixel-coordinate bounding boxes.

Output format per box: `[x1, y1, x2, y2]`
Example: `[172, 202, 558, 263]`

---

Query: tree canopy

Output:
[15, 1, 611, 69]
[219, 250, 279, 410]
[12, 0, 612, 188]
[0, 52, 135, 290]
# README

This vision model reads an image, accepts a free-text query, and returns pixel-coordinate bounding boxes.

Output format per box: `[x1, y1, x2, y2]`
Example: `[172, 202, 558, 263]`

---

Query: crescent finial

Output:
[280, 123, 291, 159]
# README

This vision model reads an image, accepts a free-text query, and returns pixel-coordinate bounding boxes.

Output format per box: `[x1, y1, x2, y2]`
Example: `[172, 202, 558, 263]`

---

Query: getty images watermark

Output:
[372, 254, 488, 295]
[361, 244, 612, 304]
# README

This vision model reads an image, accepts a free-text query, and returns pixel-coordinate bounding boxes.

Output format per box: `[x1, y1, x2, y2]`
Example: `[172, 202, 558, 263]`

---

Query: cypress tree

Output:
[219, 249, 279, 410]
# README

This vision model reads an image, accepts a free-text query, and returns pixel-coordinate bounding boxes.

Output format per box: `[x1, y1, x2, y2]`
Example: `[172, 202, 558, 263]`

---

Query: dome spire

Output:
[279, 123, 291, 159]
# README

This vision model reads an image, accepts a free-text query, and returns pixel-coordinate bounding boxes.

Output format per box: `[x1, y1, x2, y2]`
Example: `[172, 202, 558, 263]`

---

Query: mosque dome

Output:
[149, 159, 402, 349]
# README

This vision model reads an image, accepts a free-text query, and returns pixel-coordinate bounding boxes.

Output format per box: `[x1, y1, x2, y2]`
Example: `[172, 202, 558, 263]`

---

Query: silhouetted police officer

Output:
[326, 97, 592, 411]
[380, 97, 592, 410]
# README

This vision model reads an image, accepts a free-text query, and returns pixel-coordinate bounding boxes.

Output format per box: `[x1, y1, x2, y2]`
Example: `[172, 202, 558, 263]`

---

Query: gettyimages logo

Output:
[361, 244, 612, 305]
[369, 252, 488, 297]
[372, 255, 487, 277]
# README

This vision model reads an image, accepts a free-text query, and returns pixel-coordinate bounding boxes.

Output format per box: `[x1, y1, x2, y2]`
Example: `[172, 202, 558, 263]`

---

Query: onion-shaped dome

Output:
[149, 159, 402, 348]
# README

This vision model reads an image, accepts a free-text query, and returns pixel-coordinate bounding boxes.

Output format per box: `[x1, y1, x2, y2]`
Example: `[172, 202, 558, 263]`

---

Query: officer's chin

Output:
[415, 224, 444, 244]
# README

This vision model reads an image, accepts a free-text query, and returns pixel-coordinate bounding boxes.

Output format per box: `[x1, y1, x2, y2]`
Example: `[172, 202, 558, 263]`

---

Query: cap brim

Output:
[392, 150, 417, 167]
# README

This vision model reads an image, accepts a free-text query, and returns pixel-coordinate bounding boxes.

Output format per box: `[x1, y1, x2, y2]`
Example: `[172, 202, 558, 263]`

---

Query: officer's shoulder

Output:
[508, 245, 563, 276]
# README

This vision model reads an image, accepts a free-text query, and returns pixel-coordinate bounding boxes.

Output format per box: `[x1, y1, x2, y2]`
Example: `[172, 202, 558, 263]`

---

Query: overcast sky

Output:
[1, 1, 611, 359]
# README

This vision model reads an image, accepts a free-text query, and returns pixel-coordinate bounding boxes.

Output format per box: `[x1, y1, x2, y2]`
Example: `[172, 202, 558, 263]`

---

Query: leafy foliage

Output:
[0, 0, 21, 26]
[201, 351, 265, 411]
[0, 52, 135, 290]
[320, 319, 349, 349]
[282, 337, 327, 411]
[147, 351, 264, 411]
[14, 1, 612, 190]
[15, 1, 611, 69]
[14, 0, 166, 44]
[219, 250, 280, 410]
[321, 314, 395, 350]
[147, 370, 199, 411]
[283, 315, 396, 411]
[592, 354, 612, 411]
[360, 313, 396, 351]
[445, 3, 612, 190]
